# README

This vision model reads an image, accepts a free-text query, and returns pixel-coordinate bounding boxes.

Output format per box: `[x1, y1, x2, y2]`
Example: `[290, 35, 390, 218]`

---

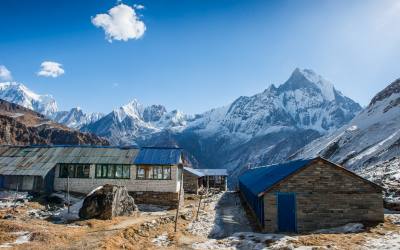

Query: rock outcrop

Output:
[79, 185, 138, 220]
[0, 99, 109, 146]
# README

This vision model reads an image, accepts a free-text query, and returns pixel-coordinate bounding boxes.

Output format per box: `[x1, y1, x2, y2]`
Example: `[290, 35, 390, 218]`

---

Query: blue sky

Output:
[0, 0, 399, 114]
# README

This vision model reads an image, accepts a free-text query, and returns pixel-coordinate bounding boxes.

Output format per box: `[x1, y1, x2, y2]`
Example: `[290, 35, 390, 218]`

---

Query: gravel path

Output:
[215, 192, 252, 238]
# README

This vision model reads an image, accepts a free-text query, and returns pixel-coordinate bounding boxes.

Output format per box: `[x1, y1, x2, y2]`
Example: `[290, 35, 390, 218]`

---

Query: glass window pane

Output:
[68, 165, 75, 178]
[107, 165, 115, 178]
[102, 165, 107, 178]
[157, 167, 163, 179]
[137, 166, 145, 179]
[76, 165, 83, 178]
[96, 165, 101, 178]
[83, 165, 90, 178]
[115, 165, 123, 178]
[163, 166, 171, 180]
[123, 165, 130, 179]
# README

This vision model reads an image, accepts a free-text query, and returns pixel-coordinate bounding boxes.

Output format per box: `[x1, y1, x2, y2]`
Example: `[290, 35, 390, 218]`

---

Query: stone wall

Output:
[130, 189, 184, 208]
[53, 164, 180, 194]
[263, 160, 383, 233]
[183, 171, 199, 194]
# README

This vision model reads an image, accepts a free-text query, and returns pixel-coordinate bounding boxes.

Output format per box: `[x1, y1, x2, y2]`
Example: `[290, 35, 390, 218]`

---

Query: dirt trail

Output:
[216, 192, 253, 238]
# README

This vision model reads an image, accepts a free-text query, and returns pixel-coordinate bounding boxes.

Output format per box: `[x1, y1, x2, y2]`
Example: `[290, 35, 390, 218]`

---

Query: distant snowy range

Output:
[1, 68, 399, 197]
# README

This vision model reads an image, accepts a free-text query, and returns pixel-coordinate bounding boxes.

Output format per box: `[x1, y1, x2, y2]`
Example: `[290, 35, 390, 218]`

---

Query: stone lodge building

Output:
[239, 157, 384, 233]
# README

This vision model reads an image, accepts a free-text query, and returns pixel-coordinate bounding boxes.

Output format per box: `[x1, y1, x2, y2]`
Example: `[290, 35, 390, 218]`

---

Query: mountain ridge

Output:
[292, 78, 400, 201]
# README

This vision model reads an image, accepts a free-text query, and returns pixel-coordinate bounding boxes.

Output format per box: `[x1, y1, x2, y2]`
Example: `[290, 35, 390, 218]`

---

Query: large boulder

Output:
[79, 184, 138, 219]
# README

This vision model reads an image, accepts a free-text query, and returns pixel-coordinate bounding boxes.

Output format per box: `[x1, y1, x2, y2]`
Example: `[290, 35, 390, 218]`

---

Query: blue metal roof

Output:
[197, 169, 228, 176]
[238, 158, 316, 197]
[134, 147, 183, 165]
[184, 167, 205, 177]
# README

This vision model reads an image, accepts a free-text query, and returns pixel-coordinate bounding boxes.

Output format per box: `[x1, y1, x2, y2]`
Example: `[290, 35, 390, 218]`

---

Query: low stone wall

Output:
[129, 190, 184, 208]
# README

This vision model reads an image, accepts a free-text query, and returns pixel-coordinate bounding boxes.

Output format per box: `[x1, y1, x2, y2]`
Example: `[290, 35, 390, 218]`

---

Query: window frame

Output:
[94, 164, 131, 179]
[136, 165, 172, 180]
[58, 163, 90, 179]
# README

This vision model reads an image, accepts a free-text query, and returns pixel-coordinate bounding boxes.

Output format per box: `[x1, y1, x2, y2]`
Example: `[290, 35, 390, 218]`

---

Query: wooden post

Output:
[207, 176, 209, 192]
[13, 182, 19, 211]
[174, 166, 184, 232]
[67, 176, 70, 214]
[195, 193, 202, 221]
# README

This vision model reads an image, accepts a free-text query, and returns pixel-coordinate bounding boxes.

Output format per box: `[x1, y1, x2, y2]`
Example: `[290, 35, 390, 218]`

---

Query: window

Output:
[136, 165, 172, 180]
[153, 167, 163, 179]
[95, 164, 130, 179]
[137, 166, 146, 179]
[58, 164, 90, 178]
[162, 166, 171, 180]
[107, 165, 115, 178]
[123, 165, 130, 179]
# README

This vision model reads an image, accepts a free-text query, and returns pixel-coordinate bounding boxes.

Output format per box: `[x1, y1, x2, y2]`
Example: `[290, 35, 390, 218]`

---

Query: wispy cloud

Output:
[0, 65, 12, 81]
[134, 4, 145, 10]
[37, 61, 65, 78]
[92, 4, 146, 42]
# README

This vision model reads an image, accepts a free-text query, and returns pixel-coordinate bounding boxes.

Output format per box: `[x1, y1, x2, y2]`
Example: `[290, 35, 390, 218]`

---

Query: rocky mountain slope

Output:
[292, 78, 400, 201]
[136, 68, 362, 184]
[0, 99, 109, 146]
[81, 100, 189, 145]
[0, 82, 103, 128]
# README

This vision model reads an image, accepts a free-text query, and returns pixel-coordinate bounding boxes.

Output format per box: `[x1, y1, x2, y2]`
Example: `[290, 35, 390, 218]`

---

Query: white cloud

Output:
[92, 4, 146, 42]
[0, 65, 12, 81]
[37, 61, 65, 78]
[134, 4, 145, 10]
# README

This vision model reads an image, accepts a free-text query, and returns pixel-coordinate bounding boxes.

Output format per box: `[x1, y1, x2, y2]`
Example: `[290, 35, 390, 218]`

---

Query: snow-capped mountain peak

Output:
[0, 81, 58, 116]
[51, 107, 105, 129]
[115, 99, 143, 122]
[282, 68, 336, 101]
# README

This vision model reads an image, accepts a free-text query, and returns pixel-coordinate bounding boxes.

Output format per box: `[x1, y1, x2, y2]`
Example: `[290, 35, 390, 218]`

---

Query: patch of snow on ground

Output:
[364, 231, 400, 250]
[137, 204, 170, 216]
[0, 191, 31, 209]
[0, 231, 31, 248]
[54, 199, 84, 222]
[192, 232, 297, 250]
[314, 223, 364, 234]
[363, 214, 400, 250]
[151, 232, 171, 247]
[187, 191, 225, 237]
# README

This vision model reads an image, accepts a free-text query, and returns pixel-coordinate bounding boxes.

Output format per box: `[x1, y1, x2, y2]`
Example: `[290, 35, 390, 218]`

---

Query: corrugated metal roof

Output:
[0, 145, 139, 177]
[197, 169, 228, 176]
[134, 147, 183, 165]
[238, 158, 315, 197]
[183, 167, 205, 177]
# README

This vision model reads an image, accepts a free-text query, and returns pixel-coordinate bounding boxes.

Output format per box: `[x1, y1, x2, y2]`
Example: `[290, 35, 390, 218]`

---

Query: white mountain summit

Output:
[0, 81, 103, 128]
[0, 82, 58, 116]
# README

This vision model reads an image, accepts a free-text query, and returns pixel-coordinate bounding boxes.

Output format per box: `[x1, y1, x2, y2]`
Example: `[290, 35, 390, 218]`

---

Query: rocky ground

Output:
[1, 190, 400, 249]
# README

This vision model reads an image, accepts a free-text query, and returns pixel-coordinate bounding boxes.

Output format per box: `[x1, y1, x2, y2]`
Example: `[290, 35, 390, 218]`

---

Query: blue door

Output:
[277, 193, 297, 232]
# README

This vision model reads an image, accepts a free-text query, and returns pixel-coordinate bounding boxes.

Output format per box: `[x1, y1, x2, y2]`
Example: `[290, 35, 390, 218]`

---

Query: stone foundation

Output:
[129, 190, 184, 208]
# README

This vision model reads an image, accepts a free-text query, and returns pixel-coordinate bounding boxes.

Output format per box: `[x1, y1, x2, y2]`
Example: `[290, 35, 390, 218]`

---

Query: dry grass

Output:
[1, 195, 399, 250]
[289, 217, 400, 250]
